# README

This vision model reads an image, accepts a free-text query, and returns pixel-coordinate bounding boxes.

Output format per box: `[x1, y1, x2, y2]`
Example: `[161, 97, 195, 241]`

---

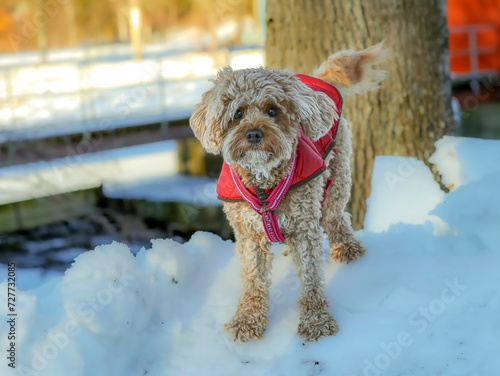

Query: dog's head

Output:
[190, 67, 337, 174]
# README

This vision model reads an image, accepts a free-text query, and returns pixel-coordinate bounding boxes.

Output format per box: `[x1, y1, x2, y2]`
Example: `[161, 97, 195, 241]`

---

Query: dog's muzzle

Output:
[246, 129, 263, 144]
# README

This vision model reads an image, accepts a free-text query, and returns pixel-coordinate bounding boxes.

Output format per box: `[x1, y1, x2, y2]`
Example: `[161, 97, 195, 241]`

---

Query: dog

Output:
[190, 43, 387, 342]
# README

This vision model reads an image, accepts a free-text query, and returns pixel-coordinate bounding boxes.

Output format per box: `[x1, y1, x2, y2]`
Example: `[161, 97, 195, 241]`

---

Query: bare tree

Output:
[266, 0, 454, 228]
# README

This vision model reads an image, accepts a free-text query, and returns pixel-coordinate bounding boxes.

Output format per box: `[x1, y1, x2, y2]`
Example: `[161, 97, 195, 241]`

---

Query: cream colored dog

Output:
[190, 43, 387, 342]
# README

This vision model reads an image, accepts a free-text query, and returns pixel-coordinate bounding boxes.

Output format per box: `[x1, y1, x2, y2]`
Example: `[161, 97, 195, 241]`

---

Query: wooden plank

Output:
[102, 196, 232, 239]
[0, 123, 193, 168]
[0, 189, 98, 234]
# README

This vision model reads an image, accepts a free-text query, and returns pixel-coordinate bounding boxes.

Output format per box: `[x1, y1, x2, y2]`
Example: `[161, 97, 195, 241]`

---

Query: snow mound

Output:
[429, 135, 500, 189]
[364, 156, 445, 233]
[1, 136, 500, 376]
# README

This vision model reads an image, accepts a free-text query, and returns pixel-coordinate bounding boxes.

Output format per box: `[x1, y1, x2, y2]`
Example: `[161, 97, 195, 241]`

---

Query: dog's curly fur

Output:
[190, 43, 387, 342]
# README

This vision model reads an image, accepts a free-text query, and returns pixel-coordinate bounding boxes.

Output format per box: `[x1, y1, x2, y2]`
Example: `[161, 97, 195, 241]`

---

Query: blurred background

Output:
[0, 0, 499, 272]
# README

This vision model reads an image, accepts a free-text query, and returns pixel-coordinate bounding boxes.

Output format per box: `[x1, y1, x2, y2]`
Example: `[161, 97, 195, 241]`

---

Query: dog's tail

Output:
[313, 42, 389, 97]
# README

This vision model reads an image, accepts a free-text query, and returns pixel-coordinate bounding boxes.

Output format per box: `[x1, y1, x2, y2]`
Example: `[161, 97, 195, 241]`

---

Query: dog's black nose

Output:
[246, 129, 263, 144]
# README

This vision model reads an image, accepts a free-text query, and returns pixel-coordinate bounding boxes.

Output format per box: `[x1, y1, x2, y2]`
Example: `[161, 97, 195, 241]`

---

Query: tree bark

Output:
[266, 0, 454, 229]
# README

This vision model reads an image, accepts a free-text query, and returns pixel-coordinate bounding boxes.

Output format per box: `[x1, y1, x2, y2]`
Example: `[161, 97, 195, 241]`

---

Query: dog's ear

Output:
[286, 78, 337, 141]
[190, 90, 223, 155]
[190, 69, 234, 154]
[189, 67, 233, 154]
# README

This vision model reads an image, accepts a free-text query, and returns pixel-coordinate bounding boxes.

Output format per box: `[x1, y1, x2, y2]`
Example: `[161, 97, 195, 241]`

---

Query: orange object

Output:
[448, 0, 500, 77]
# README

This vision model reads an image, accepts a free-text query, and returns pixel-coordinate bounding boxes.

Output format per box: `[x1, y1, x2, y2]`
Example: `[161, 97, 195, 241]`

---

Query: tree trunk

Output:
[266, 0, 454, 229]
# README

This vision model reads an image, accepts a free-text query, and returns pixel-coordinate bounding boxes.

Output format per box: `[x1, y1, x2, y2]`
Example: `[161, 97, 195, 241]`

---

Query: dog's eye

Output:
[267, 107, 278, 117]
[234, 108, 244, 120]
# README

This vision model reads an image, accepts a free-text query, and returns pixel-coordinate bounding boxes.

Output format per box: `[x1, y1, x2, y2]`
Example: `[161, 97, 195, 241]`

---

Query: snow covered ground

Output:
[1, 135, 500, 376]
[104, 174, 220, 206]
[0, 140, 178, 205]
[0, 137, 220, 207]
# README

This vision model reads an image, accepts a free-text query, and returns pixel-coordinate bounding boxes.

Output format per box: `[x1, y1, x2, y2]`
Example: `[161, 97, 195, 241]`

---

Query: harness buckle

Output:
[259, 205, 272, 215]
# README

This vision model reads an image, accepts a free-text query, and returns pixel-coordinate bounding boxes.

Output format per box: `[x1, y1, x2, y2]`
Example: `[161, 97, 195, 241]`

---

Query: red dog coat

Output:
[216, 74, 343, 242]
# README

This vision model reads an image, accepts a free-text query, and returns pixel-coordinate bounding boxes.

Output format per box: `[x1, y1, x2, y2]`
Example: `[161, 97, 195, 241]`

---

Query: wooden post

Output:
[129, 0, 143, 60]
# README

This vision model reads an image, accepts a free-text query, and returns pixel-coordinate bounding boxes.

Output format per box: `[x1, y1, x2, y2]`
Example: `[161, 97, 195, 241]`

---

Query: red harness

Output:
[216, 74, 342, 242]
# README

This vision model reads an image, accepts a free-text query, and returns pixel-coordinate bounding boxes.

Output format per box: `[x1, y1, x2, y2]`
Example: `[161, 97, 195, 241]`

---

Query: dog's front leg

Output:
[288, 232, 339, 342]
[226, 234, 273, 342]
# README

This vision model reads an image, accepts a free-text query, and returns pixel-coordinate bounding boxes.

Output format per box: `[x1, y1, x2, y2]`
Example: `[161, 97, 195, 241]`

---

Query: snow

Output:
[0, 140, 177, 205]
[363, 156, 446, 233]
[429, 135, 500, 190]
[103, 174, 220, 205]
[1, 135, 500, 376]
[0, 265, 61, 291]
[0, 138, 221, 207]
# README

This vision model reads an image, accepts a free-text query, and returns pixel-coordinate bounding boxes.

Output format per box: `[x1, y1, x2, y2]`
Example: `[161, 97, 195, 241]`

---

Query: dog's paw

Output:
[298, 295, 339, 342]
[226, 313, 268, 342]
[330, 238, 366, 263]
[298, 310, 339, 342]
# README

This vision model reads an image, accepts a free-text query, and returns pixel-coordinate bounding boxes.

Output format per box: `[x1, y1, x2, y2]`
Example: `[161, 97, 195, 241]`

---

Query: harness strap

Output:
[229, 154, 297, 243]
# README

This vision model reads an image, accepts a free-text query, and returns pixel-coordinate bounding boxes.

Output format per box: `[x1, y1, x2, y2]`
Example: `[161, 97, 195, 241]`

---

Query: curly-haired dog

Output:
[190, 43, 387, 342]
